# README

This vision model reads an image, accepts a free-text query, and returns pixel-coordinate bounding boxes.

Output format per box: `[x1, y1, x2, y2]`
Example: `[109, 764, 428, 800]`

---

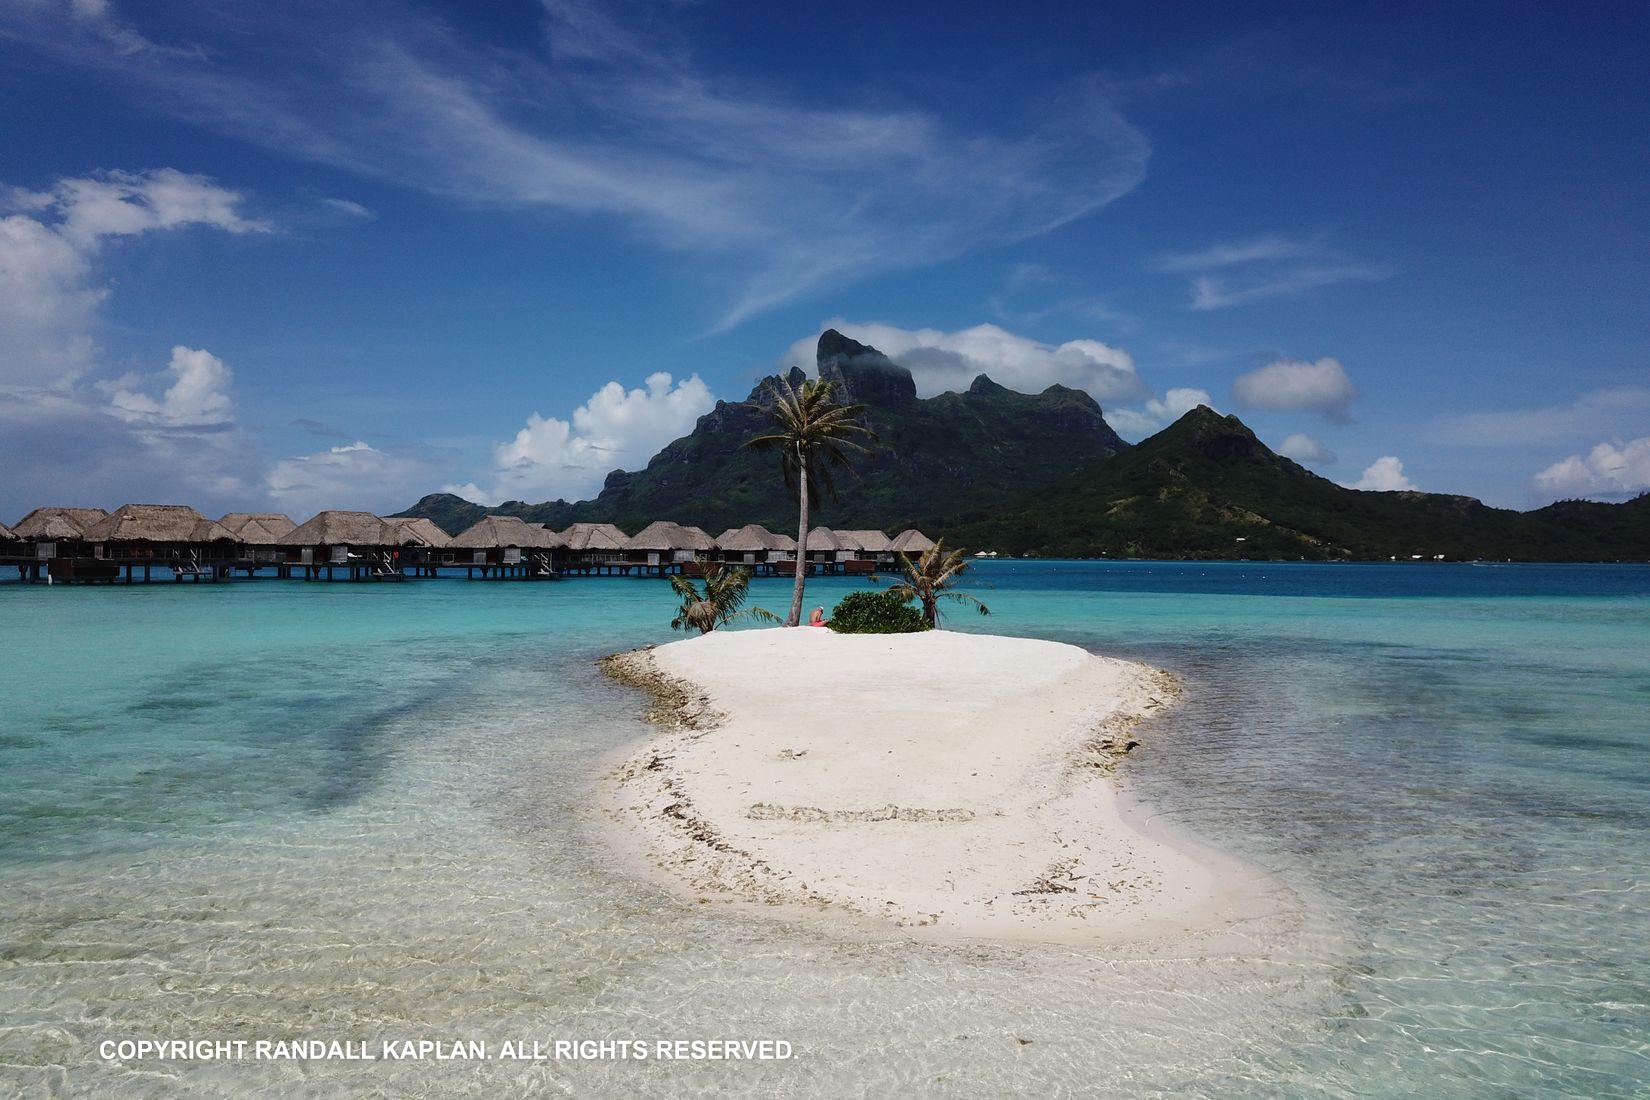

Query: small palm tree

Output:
[746, 376, 877, 626]
[888, 540, 990, 627]
[669, 565, 779, 635]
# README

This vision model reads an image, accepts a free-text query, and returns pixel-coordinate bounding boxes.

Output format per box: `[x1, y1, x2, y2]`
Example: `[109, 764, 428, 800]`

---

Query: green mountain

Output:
[948, 405, 1650, 561]
[398, 329, 1130, 535]
[396, 333, 1648, 562]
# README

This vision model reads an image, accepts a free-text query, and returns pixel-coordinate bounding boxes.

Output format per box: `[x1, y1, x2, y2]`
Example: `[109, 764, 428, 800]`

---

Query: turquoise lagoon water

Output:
[1, 562, 1647, 1096]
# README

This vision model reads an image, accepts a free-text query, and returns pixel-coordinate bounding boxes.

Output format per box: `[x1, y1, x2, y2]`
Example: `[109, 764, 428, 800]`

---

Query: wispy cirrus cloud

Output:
[3, 0, 1151, 332]
[1153, 233, 1388, 310]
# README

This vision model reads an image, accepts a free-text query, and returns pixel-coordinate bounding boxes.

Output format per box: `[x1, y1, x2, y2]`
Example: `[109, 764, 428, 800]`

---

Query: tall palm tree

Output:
[888, 540, 990, 627]
[669, 565, 779, 635]
[746, 376, 877, 626]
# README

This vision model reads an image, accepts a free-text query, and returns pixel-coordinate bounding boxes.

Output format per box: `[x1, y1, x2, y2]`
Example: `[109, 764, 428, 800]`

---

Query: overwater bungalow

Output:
[279, 511, 403, 579]
[623, 521, 715, 574]
[448, 515, 564, 578]
[219, 513, 298, 571]
[9, 508, 108, 580]
[81, 504, 238, 581]
[804, 526, 846, 574]
[378, 517, 454, 574]
[0, 521, 17, 558]
[890, 528, 936, 555]
[832, 529, 895, 573]
[714, 524, 797, 573]
[557, 522, 630, 574]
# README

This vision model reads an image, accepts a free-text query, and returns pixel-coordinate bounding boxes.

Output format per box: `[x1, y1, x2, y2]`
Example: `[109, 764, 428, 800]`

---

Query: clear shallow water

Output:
[1, 563, 1647, 1096]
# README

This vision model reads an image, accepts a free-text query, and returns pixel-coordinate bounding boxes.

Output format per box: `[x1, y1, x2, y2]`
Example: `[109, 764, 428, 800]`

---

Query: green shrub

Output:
[827, 589, 931, 634]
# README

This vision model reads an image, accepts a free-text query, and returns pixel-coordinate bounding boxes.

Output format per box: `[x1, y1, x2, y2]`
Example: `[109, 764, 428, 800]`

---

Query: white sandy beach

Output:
[604, 629, 1278, 945]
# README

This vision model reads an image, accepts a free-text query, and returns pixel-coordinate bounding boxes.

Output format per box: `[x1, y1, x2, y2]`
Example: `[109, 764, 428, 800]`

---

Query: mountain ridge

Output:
[395, 334, 1648, 561]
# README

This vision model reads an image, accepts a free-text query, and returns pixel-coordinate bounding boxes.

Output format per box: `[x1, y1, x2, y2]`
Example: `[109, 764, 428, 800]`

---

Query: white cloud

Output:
[109, 346, 234, 426]
[1350, 456, 1415, 492]
[267, 441, 433, 519]
[0, 168, 266, 389]
[1153, 235, 1313, 273]
[1441, 387, 1650, 447]
[1, 3, 1148, 330]
[0, 383, 259, 520]
[783, 321, 1148, 404]
[1107, 387, 1213, 438]
[1154, 234, 1388, 311]
[1276, 432, 1336, 466]
[456, 372, 716, 504]
[1534, 437, 1650, 500]
[1232, 357, 1358, 422]
[0, 170, 265, 516]
[321, 197, 375, 219]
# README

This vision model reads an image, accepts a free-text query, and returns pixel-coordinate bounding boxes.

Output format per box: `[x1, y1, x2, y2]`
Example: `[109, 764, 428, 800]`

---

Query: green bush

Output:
[827, 589, 931, 634]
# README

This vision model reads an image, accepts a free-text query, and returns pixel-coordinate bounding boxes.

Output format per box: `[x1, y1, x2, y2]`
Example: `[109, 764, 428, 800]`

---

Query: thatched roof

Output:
[0, 521, 14, 540]
[219, 513, 297, 544]
[83, 504, 234, 543]
[623, 521, 715, 552]
[559, 522, 630, 551]
[715, 524, 797, 552]
[805, 526, 842, 551]
[12, 507, 108, 539]
[450, 515, 565, 549]
[381, 517, 452, 548]
[833, 529, 892, 552]
[890, 528, 936, 553]
[282, 510, 394, 546]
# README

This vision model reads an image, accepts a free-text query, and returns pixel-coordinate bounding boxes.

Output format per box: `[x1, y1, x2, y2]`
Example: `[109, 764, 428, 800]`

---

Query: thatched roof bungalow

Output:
[890, 528, 936, 554]
[280, 510, 398, 565]
[83, 504, 235, 547]
[219, 513, 297, 545]
[0, 520, 15, 544]
[451, 515, 563, 549]
[448, 515, 564, 568]
[833, 529, 893, 553]
[714, 524, 796, 564]
[381, 516, 452, 548]
[625, 521, 713, 551]
[12, 507, 108, 540]
[558, 522, 629, 565]
[803, 527, 847, 564]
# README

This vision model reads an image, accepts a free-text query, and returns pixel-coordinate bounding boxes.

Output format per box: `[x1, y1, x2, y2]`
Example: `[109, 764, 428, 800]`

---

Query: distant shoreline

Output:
[599, 629, 1282, 946]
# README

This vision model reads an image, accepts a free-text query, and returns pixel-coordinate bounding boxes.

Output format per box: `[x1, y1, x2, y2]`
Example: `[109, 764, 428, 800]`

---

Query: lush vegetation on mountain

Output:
[948, 407, 1650, 560]
[397, 329, 1129, 536]
[396, 332, 1649, 562]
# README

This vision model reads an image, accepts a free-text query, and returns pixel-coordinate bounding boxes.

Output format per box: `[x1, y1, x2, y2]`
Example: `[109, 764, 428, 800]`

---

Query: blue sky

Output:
[1, 0, 1646, 519]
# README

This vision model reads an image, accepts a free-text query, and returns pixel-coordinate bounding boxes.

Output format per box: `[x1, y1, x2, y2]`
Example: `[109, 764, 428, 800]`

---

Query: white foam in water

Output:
[1, 564, 1646, 1096]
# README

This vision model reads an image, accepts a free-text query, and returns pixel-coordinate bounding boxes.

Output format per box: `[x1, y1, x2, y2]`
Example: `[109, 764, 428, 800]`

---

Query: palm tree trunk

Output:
[787, 446, 809, 626]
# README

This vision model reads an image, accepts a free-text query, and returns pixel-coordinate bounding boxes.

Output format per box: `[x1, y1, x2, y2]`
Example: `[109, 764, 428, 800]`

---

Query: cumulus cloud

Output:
[783, 321, 1148, 404]
[0, 2, 1147, 330]
[1350, 456, 1415, 492]
[1153, 234, 1388, 311]
[1107, 387, 1213, 438]
[266, 441, 434, 519]
[453, 372, 716, 504]
[0, 169, 265, 516]
[1232, 357, 1357, 422]
[1276, 432, 1336, 466]
[109, 346, 234, 426]
[1, 168, 266, 388]
[0, 372, 259, 520]
[1533, 438, 1650, 501]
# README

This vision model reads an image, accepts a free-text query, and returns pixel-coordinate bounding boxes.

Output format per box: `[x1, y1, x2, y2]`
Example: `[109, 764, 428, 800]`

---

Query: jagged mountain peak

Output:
[817, 328, 917, 405]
